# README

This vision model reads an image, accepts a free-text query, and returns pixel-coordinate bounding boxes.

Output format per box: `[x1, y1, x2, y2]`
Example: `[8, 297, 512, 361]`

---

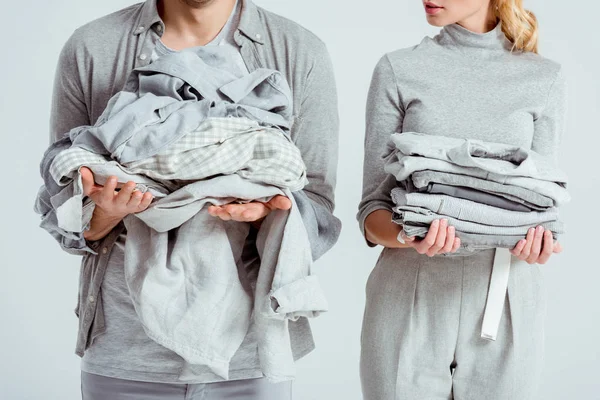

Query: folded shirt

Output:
[394, 210, 563, 237]
[388, 132, 568, 183]
[391, 186, 560, 227]
[385, 133, 571, 206]
[410, 170, 556, 210]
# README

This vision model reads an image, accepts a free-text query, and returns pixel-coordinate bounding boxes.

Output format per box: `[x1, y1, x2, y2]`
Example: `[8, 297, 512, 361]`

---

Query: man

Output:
[49, 0, 340, 398]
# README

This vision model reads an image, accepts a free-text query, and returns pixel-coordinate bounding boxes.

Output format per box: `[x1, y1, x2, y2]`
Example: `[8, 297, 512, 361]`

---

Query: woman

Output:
[357, 0, 566, 398]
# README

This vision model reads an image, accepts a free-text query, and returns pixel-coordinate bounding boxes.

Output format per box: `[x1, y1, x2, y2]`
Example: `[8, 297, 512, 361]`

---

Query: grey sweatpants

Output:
[81, 372, 293, 400]
[360, 247, 546, 400]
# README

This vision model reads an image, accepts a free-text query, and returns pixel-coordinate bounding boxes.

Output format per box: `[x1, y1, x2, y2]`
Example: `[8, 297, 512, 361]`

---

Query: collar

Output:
[133, 0, 266, 45]
[436, 21, 511, 51]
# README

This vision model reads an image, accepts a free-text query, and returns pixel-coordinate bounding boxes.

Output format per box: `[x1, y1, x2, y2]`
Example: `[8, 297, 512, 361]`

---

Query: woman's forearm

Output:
[364, 209, 412, 249]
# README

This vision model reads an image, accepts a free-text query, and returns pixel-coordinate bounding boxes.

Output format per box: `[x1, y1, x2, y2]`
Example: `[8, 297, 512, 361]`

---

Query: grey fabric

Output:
[443, 231, 551, 253]
[68, 47, 293, 164]
[121, 175, 326, 382]
[394, 210, 563, 237]
[34, 136, 97, 254]
[81, 371, 293, 400]
[357, 21, 565, 399]
[411, 170, 556, 209]
[151, 0, 246, 71]
[390, 186, 559, 227]
[42, 0, 340, 384]
[386, 131, 568, 183]
[384, 152, 569, 207]
[357, 20, 567, 243]
[50, 0, 340, 261]
[47, 118, 308, 232]
[426, 183, 540, 212]
[37, 47, 324, 381]
[360, 247, 546, 400]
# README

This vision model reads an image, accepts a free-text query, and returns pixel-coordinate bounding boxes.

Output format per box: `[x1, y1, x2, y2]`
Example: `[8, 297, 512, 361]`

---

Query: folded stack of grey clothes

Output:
[384, 131, 570, 341]
[35, 47, 327, 382]
[385, 132, 570, 253]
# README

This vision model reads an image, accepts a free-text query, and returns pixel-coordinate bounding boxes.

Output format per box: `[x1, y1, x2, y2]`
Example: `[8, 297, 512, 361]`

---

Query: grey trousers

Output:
[80, 372, 293, 400]
[360, 247, 546, 400]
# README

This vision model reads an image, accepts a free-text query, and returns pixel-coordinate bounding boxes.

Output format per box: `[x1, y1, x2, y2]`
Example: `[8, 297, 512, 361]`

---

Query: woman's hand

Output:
[510, 225, 563, 264]
[403, 218, 461, 257]
[80, 167, 153, 240]
[207, 195, 292, 227]
[364, 211, 460, 255]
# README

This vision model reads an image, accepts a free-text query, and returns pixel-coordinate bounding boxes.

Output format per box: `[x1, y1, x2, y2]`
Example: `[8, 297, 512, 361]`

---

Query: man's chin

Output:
[179, 0, 217, 9]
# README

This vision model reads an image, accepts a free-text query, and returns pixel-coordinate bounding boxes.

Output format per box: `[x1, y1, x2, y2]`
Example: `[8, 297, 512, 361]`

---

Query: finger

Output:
[126, 189, 143, 208]
[80, 167, 96, 196]
[419, 219, 440, 254]
[241, 207, 268, 222]
[136, 192, 153, 212]
[537, 230, 554, 265]
[553, 241, 563, 254]
[100, 177, 118, 205]
[268, 195, 292, 211]
[207, 206, 220, 216]
[519, 228, 535, 261]
[212, 207, 233, 221]
[511, 239, 527, 257]
[441, 225, 455, 253]
[428, 219, 448, 256]
[243, 203, 271, 222]
[526, 225, 544, 264]
[116, 181, 137, 206]
[222, 204, 247, 219]
[451, 237, 461, 253]
[224, 204, 267, 221]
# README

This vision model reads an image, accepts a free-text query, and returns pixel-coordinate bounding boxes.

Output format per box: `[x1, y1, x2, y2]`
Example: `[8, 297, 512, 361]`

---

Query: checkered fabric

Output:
[50, 149, 109, 186]
[49, 117, 307, 192]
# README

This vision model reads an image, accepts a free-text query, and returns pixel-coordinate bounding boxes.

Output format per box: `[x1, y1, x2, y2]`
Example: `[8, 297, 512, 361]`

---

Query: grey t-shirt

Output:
[151, 0, 247, 73]
[81, 0, 272, 384]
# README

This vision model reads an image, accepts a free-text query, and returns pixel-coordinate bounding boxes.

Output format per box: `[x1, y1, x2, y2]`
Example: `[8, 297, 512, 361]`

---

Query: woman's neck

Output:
[456, 3, 498, 33]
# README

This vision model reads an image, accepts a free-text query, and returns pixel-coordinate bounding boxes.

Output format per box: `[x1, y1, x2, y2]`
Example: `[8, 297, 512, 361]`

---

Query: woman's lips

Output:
[424, 2, 443, 15]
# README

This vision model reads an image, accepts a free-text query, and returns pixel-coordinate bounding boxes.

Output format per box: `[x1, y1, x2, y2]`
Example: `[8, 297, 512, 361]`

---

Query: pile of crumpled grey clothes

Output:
[34, 47, 328, 382]
[384, 131, 570, 252]
[384, 131, 570, 341]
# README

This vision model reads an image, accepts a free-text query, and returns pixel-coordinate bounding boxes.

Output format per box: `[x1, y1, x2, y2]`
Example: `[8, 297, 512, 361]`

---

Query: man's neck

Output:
[158, 0, 237, 50]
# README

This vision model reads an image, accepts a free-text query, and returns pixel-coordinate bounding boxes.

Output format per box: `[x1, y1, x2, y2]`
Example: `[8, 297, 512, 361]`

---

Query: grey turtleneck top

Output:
[357, 22, 567, 241]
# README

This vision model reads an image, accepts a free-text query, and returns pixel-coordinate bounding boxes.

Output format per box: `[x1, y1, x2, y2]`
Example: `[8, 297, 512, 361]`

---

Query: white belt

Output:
[481, 248, 512, 341]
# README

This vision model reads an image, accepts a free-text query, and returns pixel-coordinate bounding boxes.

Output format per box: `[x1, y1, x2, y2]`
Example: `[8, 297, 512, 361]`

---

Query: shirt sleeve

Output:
[50, 32, 90, 144]
[37, 31, 98, 255]
[290, 40, 342, 261]
[356, 54, 405, 247]
[531, 66, 567, 165]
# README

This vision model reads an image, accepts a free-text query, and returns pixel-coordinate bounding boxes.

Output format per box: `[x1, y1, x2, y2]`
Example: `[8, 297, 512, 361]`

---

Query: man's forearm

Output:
[84, 207, 124, 241]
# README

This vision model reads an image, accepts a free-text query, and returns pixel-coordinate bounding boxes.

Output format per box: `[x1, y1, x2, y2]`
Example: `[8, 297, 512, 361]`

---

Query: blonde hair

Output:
[493, 0, 539, 53]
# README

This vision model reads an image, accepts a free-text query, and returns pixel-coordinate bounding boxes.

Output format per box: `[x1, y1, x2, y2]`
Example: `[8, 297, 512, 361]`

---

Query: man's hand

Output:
[81, 167, 153, 241]
[81, 167, 153, 217]
[510, 225, 563, 264]
[207, 195, 292, 226]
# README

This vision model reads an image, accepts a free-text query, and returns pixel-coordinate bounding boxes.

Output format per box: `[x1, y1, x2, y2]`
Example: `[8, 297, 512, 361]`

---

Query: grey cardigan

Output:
[48, 0, 340, 358]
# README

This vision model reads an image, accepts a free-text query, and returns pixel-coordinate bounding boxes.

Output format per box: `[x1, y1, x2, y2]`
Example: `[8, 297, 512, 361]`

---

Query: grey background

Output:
[1, 0, 598, 399]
